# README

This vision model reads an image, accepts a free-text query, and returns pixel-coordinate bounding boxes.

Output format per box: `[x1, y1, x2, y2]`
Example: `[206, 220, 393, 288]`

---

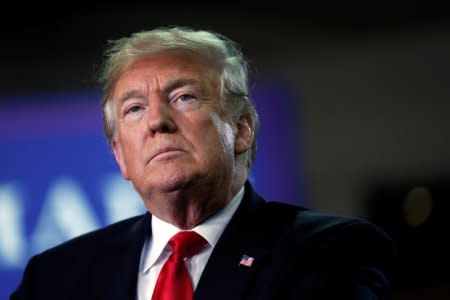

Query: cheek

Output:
[208, 113, 235, 155]
[117, 130, 144, 163]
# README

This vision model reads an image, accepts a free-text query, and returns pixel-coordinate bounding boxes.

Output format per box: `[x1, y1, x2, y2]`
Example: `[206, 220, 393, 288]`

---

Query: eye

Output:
[126, 105, 144, 114]
[121, 103, 146, 121]
[178, 94, 195, 102]
[124, 104, 144, 115]
[170, 91, 201, 112]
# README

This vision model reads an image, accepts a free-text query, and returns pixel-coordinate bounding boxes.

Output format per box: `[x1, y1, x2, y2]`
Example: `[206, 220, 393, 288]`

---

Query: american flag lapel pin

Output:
[238, 254, 254, 267]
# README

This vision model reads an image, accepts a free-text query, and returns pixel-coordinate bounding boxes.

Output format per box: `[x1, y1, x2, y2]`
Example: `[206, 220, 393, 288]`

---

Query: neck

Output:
[145, 177, 245, 229]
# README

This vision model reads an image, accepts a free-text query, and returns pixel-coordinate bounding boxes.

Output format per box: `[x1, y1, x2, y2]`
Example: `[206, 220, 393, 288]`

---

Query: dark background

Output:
[2, 3, 450, 299]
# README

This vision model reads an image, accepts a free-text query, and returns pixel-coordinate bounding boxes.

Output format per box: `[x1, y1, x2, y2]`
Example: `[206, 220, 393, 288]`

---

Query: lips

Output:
[149, 146, 185, 162]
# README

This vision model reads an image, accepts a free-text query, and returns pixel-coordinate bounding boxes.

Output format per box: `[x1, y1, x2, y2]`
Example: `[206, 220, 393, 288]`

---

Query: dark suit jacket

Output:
[10, 182, 396, 299]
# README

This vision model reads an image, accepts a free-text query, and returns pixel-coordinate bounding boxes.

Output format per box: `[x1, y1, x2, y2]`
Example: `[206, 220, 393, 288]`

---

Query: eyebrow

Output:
[163, 78, 200, 95]
[116, 89, 147, 107]
[115, 78, 201, 106]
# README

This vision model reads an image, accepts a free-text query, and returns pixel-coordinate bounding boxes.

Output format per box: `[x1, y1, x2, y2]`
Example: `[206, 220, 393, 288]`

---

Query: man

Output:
[10, 26, 396, 299]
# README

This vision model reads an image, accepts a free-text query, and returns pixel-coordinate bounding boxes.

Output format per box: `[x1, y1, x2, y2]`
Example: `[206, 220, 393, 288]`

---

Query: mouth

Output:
[149, 147, 185, 162]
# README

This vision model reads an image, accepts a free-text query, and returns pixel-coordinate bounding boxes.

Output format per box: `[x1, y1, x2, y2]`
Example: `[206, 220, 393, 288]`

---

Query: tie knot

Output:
[169, 231, 207, 259]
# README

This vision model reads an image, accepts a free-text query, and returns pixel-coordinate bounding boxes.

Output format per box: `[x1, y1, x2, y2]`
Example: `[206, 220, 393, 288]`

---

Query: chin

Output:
[150, 172, 197, 193]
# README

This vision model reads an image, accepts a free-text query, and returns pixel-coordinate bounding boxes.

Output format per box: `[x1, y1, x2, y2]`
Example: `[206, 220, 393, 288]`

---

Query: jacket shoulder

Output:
[265, 201, 391, 242]
[10, 214, 149, 300]
[264, 201, 395, 264]
[38, 213, 148, 258]
[261, 201, 397, 297]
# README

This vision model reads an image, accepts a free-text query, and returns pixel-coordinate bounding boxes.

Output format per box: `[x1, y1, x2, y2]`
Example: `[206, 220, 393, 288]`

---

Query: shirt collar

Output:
[142, 186, 245, 273]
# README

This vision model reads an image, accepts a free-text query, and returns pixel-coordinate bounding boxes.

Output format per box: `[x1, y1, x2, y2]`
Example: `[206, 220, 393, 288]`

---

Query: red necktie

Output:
[151, 231, 207, 300]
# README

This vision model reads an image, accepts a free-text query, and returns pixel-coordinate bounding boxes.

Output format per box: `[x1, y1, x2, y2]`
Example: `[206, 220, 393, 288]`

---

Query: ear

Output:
[234, 115, 254, 155]
[112, 139, 130, 180]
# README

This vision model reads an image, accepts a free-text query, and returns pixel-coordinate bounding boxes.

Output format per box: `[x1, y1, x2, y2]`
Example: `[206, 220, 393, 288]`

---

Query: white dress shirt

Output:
[137, 187, 244, 300]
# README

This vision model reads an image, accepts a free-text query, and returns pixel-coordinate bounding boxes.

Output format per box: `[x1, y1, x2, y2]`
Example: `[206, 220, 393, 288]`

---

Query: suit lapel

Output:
[87, 213, 151, 300]
[194, 183, 273, 300]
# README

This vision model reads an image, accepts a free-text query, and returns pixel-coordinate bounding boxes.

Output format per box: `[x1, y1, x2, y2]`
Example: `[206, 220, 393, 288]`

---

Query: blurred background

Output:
[1, 3, 450, 299]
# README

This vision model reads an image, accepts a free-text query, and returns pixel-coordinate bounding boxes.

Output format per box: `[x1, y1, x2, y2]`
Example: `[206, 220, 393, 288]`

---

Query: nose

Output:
[146, 100, 176, 135]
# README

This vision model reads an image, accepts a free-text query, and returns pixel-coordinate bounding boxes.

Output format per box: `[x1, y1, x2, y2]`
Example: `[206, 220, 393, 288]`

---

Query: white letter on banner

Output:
[0, 182, 26, 268]
[101, 173, 146, 224]
[30, 177, 100, 254]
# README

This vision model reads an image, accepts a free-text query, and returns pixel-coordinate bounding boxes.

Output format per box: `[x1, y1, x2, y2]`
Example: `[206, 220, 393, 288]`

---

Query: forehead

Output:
[115, 50, 220, 88]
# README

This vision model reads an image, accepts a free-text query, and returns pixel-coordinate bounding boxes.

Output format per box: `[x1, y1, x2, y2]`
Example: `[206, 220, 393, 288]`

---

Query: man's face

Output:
[110, 51, 240, 207]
